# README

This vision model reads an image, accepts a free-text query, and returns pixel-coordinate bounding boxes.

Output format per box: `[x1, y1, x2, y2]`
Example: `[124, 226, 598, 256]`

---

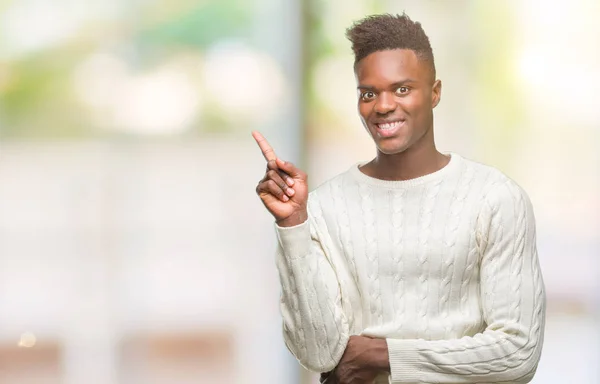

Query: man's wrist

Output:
[276, 210, 308, 227]
[369, 338, 390, 373]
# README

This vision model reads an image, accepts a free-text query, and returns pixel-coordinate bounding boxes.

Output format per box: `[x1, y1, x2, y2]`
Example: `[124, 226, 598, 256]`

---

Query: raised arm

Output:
[252, 131, 351, 372]
[384, 179, 546, 383]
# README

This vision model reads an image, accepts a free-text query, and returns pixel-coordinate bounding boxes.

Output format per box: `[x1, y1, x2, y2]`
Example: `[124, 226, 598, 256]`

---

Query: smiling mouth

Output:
[374, 120, 405, 137]
[376, 121, 403, 130]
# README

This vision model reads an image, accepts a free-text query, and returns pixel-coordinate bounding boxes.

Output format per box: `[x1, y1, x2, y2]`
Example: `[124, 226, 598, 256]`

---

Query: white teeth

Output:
[378, 121, 401, 130]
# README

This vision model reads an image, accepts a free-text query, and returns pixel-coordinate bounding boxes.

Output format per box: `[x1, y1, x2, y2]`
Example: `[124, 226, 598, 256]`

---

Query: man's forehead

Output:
[355, 49, 433, 84]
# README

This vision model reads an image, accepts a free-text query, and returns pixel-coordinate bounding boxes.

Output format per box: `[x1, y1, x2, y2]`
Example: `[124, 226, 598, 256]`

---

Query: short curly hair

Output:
[346, 13, 436, 79]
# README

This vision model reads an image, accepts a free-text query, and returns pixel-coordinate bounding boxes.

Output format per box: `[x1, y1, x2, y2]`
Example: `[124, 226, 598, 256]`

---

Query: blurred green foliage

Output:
[1, 49, 90, 138]
[0, 0, 252, 139]
[471, 2, 523, 150]
[0, 0, 524, 148]
[137, 0, 251, 50]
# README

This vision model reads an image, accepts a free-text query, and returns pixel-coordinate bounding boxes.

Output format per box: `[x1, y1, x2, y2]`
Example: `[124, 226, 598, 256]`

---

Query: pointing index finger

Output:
[252, 131, 277, 162]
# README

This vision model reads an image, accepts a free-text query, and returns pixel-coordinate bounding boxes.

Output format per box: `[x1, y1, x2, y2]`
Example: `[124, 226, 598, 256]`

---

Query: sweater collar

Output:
[349, 152, 462, 189]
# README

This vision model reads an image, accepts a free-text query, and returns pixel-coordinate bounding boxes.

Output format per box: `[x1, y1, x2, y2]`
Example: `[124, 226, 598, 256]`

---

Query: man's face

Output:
[355, 49, 441, 155]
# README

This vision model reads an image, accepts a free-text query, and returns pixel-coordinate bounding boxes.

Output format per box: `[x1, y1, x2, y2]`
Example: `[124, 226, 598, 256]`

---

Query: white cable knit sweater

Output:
[274, 153, 546, 384]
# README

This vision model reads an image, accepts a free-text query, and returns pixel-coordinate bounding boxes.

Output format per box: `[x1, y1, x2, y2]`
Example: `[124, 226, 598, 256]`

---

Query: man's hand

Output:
[252, 131, 309, 227]
[320, 335, 390, 384]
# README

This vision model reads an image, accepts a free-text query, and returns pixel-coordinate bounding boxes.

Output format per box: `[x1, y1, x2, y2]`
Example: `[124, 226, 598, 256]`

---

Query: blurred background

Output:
[0, 0, 598, 383]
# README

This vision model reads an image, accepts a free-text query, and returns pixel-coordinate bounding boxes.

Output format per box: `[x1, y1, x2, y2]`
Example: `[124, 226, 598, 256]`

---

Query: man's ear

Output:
[432, 79, 442, 108]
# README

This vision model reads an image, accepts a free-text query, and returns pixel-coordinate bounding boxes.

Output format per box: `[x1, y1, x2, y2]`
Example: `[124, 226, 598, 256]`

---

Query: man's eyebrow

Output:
[357, 79, 417, 90]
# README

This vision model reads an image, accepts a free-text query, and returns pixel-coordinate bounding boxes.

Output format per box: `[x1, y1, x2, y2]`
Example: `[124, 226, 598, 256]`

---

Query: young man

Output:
[253, 13, 545, 384]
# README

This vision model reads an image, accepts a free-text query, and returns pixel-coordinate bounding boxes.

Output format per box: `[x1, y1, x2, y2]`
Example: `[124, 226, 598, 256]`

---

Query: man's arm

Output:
[275, 195, 352, 373]
[379, 179, 545, 383]
[251, 131, 353, 372]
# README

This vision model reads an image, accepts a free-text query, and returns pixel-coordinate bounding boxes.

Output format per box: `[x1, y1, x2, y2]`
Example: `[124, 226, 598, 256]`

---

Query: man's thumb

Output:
[276, 158, 304, 178]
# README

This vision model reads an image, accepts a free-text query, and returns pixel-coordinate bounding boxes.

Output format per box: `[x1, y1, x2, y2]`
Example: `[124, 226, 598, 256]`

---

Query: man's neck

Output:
[360, 145, 450, 181]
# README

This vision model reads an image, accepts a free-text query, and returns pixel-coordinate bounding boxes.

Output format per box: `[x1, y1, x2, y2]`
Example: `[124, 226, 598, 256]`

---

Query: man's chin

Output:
[376, 141, 409, 155]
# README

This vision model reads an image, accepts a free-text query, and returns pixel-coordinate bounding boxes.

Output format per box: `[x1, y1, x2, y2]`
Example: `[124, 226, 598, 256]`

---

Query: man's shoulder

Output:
[308, 164, 356, 201]
[459, 154, 531, 208]
[303, 166, 356, 224]
[459, 154, 518, 188]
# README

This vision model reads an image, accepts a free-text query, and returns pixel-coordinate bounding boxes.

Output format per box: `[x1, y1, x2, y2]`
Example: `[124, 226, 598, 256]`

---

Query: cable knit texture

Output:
[274, 153, 546, 383]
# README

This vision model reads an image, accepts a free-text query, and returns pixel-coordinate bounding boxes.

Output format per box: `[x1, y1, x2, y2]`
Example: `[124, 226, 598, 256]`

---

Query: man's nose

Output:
[374, 92, 396, 114]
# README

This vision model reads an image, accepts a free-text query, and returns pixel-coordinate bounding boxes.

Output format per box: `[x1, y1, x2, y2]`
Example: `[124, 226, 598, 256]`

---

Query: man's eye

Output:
[361, 91, 375, 100]
[396, 86, 409, 94]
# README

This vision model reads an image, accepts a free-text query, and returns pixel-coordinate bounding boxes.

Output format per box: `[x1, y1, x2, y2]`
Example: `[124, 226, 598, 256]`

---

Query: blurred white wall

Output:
[0, 140, 296, 384]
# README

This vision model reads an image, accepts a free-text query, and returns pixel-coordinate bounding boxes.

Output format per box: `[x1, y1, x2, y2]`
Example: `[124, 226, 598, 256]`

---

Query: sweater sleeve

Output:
[386, 179, 546, 383]
[274, 197, 351, 373]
